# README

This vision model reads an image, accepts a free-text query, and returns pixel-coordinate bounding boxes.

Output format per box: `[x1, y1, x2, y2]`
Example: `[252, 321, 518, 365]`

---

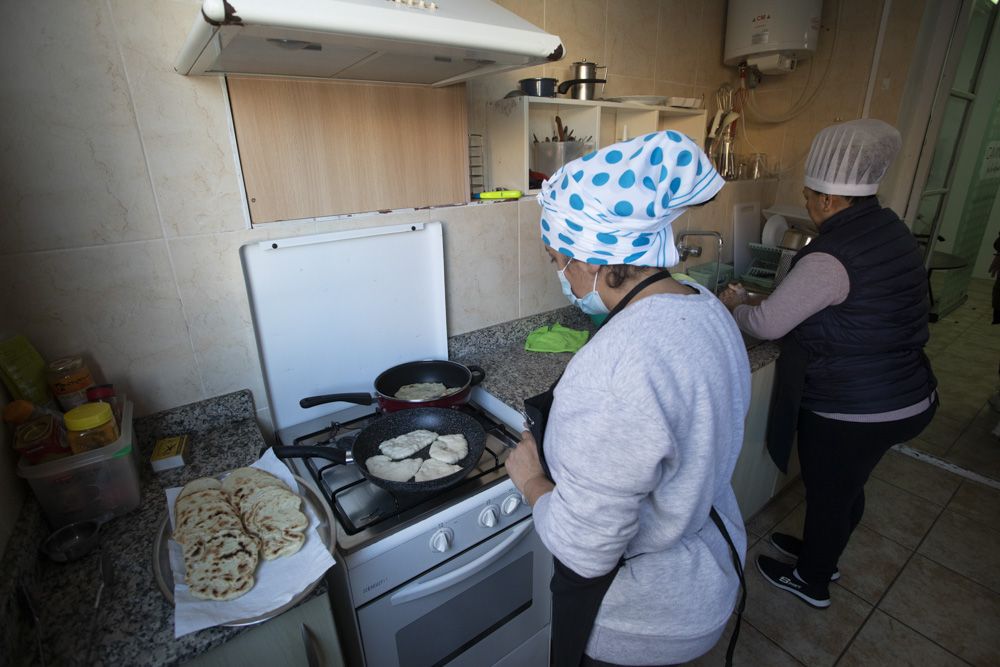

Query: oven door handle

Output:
[390, 518, 534, 606]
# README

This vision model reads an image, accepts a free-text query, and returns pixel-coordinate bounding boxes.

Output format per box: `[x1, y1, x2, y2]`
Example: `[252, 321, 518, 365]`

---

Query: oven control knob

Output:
[429, 528, 453, 553]
[479, 506, 500, 528]
[501, 494, 521, 515]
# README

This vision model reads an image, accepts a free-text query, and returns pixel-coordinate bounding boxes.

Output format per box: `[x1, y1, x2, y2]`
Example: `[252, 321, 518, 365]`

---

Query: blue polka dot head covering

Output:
[538, 130, 723, 267]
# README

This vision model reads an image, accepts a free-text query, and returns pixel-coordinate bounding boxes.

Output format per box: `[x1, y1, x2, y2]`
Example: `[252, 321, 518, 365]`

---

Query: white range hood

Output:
[176, 0, 564, 86]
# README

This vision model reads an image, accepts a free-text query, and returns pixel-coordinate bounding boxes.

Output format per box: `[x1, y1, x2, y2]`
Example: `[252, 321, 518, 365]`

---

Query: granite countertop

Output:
[0, 389, 325, 666]
[449, 306, 780, 411]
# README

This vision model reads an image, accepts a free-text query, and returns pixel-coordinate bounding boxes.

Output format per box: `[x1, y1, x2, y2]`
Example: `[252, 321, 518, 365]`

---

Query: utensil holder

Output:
[531, 141, 594, 180]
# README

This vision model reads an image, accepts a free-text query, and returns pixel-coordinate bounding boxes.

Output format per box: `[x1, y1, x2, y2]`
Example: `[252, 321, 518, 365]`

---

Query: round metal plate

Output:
[152, 474, 334, 627]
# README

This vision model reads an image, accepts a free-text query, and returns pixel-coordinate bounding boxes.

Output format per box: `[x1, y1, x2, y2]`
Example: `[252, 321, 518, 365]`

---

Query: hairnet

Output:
[804, 119, 902, 196]
[538, 131, 722, 267]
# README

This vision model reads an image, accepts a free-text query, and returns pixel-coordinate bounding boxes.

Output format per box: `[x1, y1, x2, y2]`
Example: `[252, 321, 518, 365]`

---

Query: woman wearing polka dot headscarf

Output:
[506, 131, 751, 666]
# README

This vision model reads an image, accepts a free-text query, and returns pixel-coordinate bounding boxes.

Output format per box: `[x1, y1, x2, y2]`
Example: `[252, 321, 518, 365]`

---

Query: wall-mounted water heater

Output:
[724, 0, 823, 74]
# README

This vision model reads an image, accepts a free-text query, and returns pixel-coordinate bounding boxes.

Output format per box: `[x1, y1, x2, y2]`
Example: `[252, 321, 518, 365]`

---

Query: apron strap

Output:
[709, 507, 746, 667]
[598, 269, 673, 330]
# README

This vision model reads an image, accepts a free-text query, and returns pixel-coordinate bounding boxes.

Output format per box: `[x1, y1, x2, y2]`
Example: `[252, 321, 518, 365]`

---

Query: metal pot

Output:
[298, 360, 486, 413]
[557, 77, 606, 101]
[519, 77, 558, 97]
[560, 60, 607, 100]
[778, 228, 815, 250]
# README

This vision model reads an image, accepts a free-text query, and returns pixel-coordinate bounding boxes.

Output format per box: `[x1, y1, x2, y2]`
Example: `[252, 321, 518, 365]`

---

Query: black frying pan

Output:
[273, 408, 487, 494]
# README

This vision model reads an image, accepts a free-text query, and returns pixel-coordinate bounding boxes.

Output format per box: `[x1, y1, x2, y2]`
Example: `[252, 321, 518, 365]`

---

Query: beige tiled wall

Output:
[0, 0, 922, 549]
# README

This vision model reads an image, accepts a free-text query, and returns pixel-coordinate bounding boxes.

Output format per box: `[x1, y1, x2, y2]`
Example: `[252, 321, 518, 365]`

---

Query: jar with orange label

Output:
[46, 356, 95, 411]
[64, 402, 119, 454]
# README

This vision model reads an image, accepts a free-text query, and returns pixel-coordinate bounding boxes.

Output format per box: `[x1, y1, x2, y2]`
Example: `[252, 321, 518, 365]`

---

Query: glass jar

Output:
[46, 356, 96, 412]
[64, 402, 119, 454]
[14, 415, 72, 464]
[85, 384, 121, 427]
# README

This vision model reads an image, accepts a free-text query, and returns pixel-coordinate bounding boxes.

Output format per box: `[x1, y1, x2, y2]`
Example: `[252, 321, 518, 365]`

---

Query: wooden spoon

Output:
[555, 115, 565, 141]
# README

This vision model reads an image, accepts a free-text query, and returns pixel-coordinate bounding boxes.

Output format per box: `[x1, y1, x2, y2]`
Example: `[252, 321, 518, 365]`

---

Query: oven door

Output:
[356, 517, 551, 667]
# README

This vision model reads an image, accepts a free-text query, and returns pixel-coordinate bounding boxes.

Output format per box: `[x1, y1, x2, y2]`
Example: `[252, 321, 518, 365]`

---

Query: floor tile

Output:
[948, 479, 1000, 526]
[880, 555, 1000, 666]
[743, 542, 871, 667]
[683, 615, 803, 666]
[911, 413, 967, 456]
[837, 610, 967, 666]
[858, 477, 941, 550]
[745, 489, 802, 539]
[871, 450, 962, 507]
[772, 505, 911, 606]
[918, 509, 1000, 595]
[971, 402, 1000, 432]
[947, 426, 1000, 479]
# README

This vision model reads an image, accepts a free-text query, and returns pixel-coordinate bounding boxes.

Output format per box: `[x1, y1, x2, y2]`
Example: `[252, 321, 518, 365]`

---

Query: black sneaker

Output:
[769, 533, 841, 581]
[756, 555, 831, 609]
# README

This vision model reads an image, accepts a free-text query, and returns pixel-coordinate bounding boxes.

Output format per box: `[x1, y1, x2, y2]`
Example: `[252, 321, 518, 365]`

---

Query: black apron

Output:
[764, 335, 809, 474]
[524, 272, 747, 667]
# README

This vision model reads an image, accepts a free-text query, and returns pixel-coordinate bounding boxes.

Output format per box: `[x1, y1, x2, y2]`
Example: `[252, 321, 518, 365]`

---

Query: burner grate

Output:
[293, 405, 517, 535]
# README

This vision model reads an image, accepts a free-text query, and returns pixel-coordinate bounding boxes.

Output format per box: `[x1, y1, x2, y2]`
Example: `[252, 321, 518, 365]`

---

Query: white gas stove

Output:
[242, 223, 552, 667]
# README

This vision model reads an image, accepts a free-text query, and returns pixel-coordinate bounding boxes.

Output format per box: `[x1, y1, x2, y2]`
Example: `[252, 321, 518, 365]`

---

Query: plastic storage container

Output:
[687, 262, 734, 291]
[18, 399, 138, 528]
[530, 141, 593, 179]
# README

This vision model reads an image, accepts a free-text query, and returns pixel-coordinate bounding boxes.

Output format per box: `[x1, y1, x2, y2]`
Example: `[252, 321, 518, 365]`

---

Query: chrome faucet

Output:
[676, 230, 725, 292]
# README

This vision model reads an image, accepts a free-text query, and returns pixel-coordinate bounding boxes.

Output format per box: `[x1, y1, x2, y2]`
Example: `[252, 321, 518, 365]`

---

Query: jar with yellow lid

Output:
[64, 402, 119, 454]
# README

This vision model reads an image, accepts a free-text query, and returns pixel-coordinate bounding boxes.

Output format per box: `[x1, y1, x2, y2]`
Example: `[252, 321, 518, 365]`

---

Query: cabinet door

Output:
[185, 593, 344, 667]
[730, 362, 779, 519]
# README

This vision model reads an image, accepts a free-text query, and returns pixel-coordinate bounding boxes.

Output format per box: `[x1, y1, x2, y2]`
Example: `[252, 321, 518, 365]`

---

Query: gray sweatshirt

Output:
[533, 283, 751, 665]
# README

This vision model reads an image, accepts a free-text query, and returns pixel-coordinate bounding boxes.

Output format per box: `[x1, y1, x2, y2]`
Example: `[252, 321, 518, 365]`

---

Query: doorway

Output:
[905, 0, 1000, 320]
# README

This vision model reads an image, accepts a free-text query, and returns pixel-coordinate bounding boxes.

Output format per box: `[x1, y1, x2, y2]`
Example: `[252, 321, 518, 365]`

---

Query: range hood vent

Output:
[176, 0, 564, 86]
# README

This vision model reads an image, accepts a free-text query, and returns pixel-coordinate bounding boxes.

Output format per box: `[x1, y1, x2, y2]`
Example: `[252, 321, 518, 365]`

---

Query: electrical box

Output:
[724, 0, 823, 74]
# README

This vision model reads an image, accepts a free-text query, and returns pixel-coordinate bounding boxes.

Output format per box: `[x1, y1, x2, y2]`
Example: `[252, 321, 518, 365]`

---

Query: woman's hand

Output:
[507, 431, 554, 506]
[719, 282, 749, 311]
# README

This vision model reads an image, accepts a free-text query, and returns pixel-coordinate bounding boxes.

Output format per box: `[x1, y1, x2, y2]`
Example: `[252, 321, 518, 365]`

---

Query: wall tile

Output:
[0, 241, 203, 416]
[696, 0, 731, 89]
[545, 0, 607, 79]
[168, 231, 269, 410]
[111, 0, 247, 238]
[437, 203, 520, 334]
[606, 0, 659, 81]
[604, 75, 659, 99]
[518, 197, 566, 317]
[0, 0, 162, 254]
[496, 0, 545, 27]
[655, 0, 703, 84]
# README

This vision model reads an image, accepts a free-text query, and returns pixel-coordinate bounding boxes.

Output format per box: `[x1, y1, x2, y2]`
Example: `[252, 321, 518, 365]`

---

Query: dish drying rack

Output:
[741, 243, 797, 290]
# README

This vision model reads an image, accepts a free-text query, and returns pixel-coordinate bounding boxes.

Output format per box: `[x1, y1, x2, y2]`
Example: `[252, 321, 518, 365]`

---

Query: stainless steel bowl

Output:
[42, 520, 101, 562]
[778, 229, 815, 250]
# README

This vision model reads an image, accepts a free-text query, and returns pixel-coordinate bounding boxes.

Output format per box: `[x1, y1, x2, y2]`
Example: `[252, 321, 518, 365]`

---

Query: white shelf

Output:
[486, 96, 707, 193]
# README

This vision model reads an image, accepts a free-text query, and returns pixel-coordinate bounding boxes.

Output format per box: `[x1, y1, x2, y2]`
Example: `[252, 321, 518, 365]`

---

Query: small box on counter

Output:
[151, 434, 190, 472]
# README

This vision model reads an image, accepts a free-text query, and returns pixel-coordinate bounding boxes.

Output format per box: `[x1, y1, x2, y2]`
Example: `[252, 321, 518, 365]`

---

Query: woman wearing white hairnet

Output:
[720, 119, 937, 609]
[505, 131, 749, 667]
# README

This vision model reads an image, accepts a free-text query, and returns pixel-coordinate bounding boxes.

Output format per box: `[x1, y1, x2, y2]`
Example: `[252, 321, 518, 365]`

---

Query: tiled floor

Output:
[688, 278, 1000, 666]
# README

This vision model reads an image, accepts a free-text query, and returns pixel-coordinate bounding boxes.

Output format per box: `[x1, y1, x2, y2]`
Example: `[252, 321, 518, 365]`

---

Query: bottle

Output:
[64, 402, 119, 454]
[46, 356, 96, 412]
[85, 384, 121, 427]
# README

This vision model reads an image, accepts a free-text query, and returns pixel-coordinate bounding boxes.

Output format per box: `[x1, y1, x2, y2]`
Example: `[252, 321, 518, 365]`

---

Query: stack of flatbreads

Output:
[172, 468, 309, 601]
[365, 429, 469, 483]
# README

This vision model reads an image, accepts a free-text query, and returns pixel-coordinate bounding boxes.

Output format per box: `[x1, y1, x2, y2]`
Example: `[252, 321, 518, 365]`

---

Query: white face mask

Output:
[557, 259, 609, 315]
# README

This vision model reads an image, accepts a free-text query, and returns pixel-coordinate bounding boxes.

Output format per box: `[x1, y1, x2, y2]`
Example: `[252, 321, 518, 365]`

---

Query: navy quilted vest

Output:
[791, 198, 936, 413]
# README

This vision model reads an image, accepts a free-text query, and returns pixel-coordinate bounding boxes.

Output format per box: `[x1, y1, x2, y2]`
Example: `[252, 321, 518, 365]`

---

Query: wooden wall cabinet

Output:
[486, 97, 707, 193]
[227, 77, 469, 224]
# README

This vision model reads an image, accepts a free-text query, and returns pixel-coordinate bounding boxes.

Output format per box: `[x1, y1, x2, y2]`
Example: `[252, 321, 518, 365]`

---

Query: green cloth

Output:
[525, 323, 589, 353]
